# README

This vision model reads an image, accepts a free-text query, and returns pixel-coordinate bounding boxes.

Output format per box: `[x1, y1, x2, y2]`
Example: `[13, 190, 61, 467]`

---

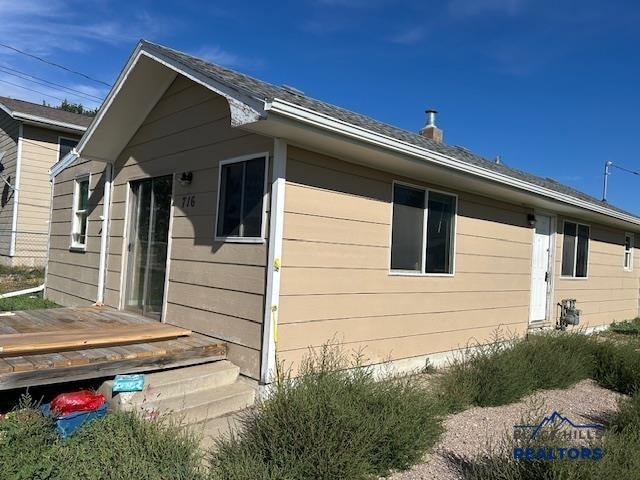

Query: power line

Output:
[0, 78, 66, 102]
[0, 64, 104, 102]
[0, 42, 111, 87]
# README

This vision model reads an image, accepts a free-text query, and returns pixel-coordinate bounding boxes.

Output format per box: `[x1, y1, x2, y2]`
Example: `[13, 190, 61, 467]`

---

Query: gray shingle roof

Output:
[0, 96, 93, 129]
[143, 40, 638, 220]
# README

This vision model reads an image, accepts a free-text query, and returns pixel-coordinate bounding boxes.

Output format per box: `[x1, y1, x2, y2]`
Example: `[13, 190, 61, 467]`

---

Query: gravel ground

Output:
[390, 379, 623, 480]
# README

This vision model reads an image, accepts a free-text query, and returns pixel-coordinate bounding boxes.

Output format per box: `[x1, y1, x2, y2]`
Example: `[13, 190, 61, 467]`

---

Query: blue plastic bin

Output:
[40, 402, 108, 438]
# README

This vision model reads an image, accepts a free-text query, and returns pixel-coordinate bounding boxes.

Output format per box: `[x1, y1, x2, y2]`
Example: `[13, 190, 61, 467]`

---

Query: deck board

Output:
[0, 307, 227, 390]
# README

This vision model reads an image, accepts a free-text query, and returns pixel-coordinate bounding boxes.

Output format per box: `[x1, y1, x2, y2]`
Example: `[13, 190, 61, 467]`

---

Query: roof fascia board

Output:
[265, 98, 640, 227]
[0, 103, 13, 118]
[49, 151, 77, 178]
[13, 113, 87, 132]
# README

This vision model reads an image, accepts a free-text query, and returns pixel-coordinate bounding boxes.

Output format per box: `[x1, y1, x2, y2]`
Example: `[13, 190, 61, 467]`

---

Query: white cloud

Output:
[448, 0, 525, 17]
[389, 27, 426, 45]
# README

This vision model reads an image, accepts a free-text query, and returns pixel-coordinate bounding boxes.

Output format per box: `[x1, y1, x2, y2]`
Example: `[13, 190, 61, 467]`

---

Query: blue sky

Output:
[1, 0, 639, 213]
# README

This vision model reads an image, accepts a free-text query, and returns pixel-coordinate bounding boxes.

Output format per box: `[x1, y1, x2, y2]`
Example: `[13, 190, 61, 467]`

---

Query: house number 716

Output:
[181, 195, 196, 208]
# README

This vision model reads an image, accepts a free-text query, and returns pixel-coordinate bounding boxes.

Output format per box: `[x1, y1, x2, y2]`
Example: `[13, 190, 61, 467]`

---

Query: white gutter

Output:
[260, 138, 287, 385]
[96, 162, 113, 305]
[11, 112, 87, 133]
[9, 123, 23, 257]
[49, 150, 78, 179]
[265, 98, 640, 227]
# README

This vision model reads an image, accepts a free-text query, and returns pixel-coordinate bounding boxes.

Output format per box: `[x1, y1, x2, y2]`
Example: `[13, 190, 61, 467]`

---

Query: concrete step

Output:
[140, 381, 255, 425]
[100, 360, 240, 409]
[189, 412, 245, 451]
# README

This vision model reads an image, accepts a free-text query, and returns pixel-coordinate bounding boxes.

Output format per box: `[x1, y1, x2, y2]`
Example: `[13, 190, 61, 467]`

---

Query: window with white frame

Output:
[58, 138, 78, 162]
[624, 233, 634, 271]
[71, 176, 89, 248]
[216, 155, 267, 240]
[561, 221, 589, 277]
[390, 183, 456, 274]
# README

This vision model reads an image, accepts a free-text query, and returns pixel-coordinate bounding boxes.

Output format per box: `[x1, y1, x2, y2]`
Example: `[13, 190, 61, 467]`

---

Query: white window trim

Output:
[388, 179, 458, 277]
[560, 220, 590, 280]
[70, 173, 90, 251]
[57, 135, 78, 163]
[214, 152, 269, 244]
[624, 232, 634, 272]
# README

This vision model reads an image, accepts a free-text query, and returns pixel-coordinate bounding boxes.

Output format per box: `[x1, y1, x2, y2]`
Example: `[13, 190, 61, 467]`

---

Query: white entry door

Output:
[529, 214, 553, 323]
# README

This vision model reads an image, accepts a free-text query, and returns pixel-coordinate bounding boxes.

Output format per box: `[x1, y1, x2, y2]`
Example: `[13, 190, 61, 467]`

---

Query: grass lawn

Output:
[0, 293, 59, 311]
[0, 266, 45, 295]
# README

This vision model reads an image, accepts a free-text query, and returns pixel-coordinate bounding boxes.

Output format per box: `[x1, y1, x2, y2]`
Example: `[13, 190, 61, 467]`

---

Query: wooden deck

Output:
[0, 307, 227, 390]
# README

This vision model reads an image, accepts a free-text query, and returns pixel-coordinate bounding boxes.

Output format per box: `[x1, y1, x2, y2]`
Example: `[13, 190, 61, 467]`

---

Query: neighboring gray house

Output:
[0, 97, 92, 267]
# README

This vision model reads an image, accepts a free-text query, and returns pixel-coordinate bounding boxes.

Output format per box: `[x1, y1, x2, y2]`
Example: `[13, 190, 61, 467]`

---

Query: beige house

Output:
[0, 97, 91, 267]
[46, 41, 640, 384]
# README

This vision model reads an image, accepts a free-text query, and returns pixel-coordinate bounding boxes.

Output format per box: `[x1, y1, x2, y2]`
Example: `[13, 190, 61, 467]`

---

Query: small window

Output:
[561, 221, 589, 277]
[216, 155, 267, 240]
[390, 183, 456, 274]
[624, 233, 634, 271]
[59, 138, 78, 162]
[71, 176, 89, 248]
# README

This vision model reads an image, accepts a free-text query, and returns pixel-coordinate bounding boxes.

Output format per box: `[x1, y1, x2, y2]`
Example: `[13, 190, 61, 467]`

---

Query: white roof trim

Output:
[265, 98, 640, 227]
[50, 150, 78, 178]
[0, 103, 87, 132]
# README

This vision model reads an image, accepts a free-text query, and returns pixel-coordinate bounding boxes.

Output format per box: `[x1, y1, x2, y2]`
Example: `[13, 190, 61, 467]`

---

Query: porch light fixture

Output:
[179, 171, 193, 186]
[527, 213, 537, 227]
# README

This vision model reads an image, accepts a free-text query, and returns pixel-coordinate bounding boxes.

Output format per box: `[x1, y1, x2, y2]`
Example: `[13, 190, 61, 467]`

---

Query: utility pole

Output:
[602, 160, 640, 203]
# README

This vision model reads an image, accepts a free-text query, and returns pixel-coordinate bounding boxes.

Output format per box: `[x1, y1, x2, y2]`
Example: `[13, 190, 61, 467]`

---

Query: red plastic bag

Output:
[50, 390, 105, 415]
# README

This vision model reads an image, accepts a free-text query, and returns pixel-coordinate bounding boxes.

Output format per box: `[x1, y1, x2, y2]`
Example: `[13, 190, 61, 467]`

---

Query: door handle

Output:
[545, 271, 549, 282]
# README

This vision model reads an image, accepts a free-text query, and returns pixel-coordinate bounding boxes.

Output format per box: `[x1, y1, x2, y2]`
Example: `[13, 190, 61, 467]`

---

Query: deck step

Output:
[100, 360, 240, 408]
[140, 381, 255, 424]
[99, 360, 255, 426]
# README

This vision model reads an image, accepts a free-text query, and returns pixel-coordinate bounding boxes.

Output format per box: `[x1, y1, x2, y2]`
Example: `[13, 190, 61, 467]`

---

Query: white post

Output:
[96, 162, 113, 305]
[9, 123, 23, 258]
[260, 138, 287, 385]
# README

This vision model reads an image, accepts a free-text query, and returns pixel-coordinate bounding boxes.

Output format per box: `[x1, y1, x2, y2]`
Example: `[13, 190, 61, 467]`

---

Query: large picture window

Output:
[561, 221, 589, 277]
[216, 154, 267, 240]
[71, 175, 89, 249]
[390, 183, 456, 274]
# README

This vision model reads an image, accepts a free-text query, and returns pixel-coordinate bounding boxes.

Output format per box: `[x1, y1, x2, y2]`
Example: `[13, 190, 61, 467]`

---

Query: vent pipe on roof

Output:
[419, 108, 443, 143]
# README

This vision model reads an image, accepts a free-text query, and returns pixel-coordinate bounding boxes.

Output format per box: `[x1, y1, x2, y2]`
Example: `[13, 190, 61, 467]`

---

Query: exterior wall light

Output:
[527, 213, 537, 227]
[179, 171, 193, 186]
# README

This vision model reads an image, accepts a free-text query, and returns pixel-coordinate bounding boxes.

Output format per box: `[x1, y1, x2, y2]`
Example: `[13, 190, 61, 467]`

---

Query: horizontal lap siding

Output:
[105, 76, 272, 379]
[16, 127, 82, 266]
[278, 147, 531, 371]
[0, 111, 18, 260]
[554, 219, 640, 327]
[45, 156, 106, 306]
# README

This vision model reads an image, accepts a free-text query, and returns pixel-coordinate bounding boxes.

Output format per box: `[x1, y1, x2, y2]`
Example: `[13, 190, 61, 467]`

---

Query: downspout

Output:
[9, 123, 23, 258]
[260, 138, 287, 385]
[96, 162, 113, 305]
[43, 174, 55, 298]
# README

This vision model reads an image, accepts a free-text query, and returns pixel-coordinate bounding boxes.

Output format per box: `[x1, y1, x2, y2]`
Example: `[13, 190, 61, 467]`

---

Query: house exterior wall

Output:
[47, 76, 272, 379]
[277, 146, 640, 373]
[0, 110, 19, 262]
[277, 146, 533, 371]
[46, 156, 106, 304]
[553, 218, 640, 327]
[14, 126, 82, 267]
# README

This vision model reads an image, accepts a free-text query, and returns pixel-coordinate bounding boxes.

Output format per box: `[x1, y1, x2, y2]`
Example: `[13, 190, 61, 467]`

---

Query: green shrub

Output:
[209, 345, 443, 480]
[590, 339, 640, 395]
[437, 332, 595, 408]
[609, 318, 640, 335]
[0, 400, 205, 480]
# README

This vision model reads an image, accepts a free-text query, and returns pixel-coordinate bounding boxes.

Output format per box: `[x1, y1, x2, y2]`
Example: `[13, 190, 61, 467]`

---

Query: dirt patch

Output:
[390, 379, 623, 480]
[0, 268, 44, 294]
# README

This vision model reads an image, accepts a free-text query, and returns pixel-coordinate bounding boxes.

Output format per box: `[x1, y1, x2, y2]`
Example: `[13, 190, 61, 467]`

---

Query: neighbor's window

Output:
[390, 183, 456, 274]
[216, 155, 267, 239]
[624, 233, 634, 271]
[71, 176, 89, 248]
[561, 221, 589, 277]
[59, 138, 78, 162]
